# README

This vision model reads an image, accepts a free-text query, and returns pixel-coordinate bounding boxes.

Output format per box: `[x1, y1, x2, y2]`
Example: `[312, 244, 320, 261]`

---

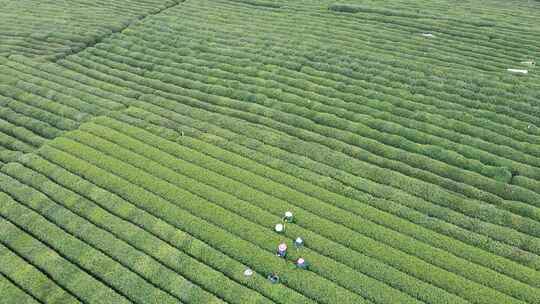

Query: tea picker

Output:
[243, 268, 254, 277]
[275, 223, 285, 233]
[294, 237, 304, 249]
[296, 258, 308, 269]
[283, 211, 294, 223]
[268, 273, 280, 284]
[277, 243, 287, 258]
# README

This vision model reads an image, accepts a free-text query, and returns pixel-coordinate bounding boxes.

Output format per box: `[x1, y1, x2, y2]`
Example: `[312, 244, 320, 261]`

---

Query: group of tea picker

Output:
[244, 211, 309, 285]
[271, 211, 309, 283]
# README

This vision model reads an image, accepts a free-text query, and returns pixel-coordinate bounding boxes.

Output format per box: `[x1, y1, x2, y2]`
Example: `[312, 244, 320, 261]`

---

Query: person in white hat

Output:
[283, 211, 294, 223]
[294, 237, 304, 249]
[244, 268, 254, 277]
[276, 243, 287, 258]
[275, 223, 284, 233]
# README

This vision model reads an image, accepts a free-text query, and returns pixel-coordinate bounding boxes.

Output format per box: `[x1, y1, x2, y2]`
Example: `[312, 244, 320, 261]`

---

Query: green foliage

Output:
[17, 153, 316, 304]
[63, 26, 540, 221]
[0, 273, 40, 304]
[0, 193, 128, 304]
[2, 161, 271, 304]
[70, 122, 454, 304]
[328, 4, 364, 14]
[131, 91, 540, 247]
[228, 0, 282, 9]
[2, 0, 540, 302]
[0, 149, 23, 164]
[0, 0, 184, 58]
[0, 176, 185, 304]
[115, 103, 540, 270]
[89, 116, 540, 303]
[35, 143, 369, 304]
[485, 166, 513, 183]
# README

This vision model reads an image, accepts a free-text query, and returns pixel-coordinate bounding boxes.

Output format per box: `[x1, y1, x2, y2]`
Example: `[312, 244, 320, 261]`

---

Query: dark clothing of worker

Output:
[268, 273, 279, 284]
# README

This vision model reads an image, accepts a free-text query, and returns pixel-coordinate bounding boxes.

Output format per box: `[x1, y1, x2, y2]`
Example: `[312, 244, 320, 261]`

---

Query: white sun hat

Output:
[275, 223, 284, 232]
[278, 243, 287, 252]
[284, 211, 294, 222]
[244, 268, 254, 277]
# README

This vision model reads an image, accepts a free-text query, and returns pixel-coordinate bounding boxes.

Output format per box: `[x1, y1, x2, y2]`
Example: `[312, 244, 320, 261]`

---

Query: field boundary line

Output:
[52, 0, 187, 62]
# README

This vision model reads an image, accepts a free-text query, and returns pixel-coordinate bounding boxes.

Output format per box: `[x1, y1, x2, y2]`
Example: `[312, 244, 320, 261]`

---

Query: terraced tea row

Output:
[0, 55, 130, 162]
[0, 168, 278, 304]
[133, 0, 540, 138]
[3, 116, 536, 303]
[0, 0, 538, 270]
[53, 0, 535, 200]
[27, 0, 536, 241]
[1, 44, 534, 304]
[12, 52, 540, 258]
[93, 116, 540, 300]
[111, 101, 540, 270]
[2, 147, 364, 303]
[1, 160, 314, 304]
[1, 0, 540, 302]
[0, 0, 184, 59]
[74, 35, 536, 196]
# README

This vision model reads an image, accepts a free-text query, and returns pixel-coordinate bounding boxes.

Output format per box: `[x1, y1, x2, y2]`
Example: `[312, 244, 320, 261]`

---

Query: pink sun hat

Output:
[297, 258, 305, 264]
[278, 243, 287, 251]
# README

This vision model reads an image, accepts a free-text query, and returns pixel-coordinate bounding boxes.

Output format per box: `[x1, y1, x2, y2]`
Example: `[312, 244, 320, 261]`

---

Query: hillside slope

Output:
[1, 0, 539, 303]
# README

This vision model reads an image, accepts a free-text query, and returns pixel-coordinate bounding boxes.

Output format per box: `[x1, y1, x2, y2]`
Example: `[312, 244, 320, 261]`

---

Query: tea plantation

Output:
[1, 0, 540, 303]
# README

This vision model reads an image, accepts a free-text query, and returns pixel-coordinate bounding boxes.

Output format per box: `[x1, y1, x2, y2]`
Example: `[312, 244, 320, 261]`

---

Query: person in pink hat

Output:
[276, 243, 287, 258]
[296, 257, 308, 269]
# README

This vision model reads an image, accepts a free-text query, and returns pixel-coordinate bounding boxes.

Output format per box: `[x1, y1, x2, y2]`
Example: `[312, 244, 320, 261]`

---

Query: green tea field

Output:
[1, 0, 540, 303]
